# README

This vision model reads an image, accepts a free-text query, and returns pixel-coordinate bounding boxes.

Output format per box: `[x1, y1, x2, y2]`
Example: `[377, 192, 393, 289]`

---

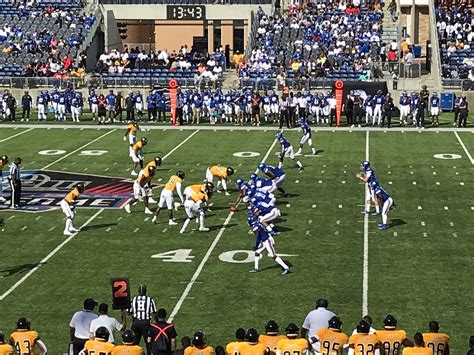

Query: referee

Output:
[9, 157, 22, 208]
[128, 284, 157, 355]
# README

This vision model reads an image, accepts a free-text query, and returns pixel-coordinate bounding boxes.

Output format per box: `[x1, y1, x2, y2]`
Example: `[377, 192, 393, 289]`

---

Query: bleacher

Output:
[0, 0, 94, 79]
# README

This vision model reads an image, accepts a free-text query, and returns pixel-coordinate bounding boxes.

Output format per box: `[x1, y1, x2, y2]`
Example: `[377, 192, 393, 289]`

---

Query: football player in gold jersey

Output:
[311, 316, 348, 355]
[225, 328, 246, 355]
[180, 182, 213, 233]
[259, 320, 286, 355]
[377, 314, 413, 355]
[0, 332, 13, 355]
[61, 183, 85, 236]
[130, 137, 148, 176]
[143, 156, 162, 204]
[184, 331, 214, 355]
[124, 166, 156, 214]
[205, 165, 234, 195]
[276, 323, 309, 355]
[9, 318, 47, 355]
[124, 120, 139, 145]
[0, 155, 8, 203]
[112, 330, 144, 355]
[348, 320, 380, 355]
[239, 328, 267, 355]
[422, 321, 449, 355]
[82, 327, 115, 354]
[152, 171, 185, 225]
[402, 333, 431, 355]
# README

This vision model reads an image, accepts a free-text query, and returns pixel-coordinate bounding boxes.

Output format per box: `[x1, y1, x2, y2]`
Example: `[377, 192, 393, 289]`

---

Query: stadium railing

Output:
[0, 77, 87, 89]
[89, 75, 223, 90]
[245, 10, 259, 59]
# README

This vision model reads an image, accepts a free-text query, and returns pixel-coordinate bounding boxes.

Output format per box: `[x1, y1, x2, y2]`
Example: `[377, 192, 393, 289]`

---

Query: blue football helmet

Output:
[258, 163, 267, 171]
[360, 160, 370, 170]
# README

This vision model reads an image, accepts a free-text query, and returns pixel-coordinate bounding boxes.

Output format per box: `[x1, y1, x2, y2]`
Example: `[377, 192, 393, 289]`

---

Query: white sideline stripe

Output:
[362, 130, 369, 316]
[41, 129, 116, 170]
[0, 209, 104, 301]
[454, 131, 474, 165]
[0, 127, 34, 143]
[168, 138, 278, 323]
[0, 129, 198, 301]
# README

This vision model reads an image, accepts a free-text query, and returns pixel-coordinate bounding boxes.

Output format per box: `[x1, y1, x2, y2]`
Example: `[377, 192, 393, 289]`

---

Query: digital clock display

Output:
[166, 5, 206, 20]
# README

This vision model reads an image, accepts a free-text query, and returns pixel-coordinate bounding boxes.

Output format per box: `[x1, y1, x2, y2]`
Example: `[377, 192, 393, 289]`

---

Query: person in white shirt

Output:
[301, 299, 337, 353]
[69, 298, 99, 355]
[89, 303, 126, 343]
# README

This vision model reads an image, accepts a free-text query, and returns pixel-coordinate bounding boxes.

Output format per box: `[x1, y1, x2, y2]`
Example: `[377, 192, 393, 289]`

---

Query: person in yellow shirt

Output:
[402, 333, 431, 355]
[9, 318, 47, 355]
[124, 120, 139, 145]
[276, 323, 309, 355]
[259, 320, 286, 355]
[239, 328, 267, 355]
[348, 320, 379, 355]
[0, 155, 8, 203]
[143, 156, 162, 204]
[312, 316, 348, 355]
[130, 137, 148, 176]
[225, 328, 246, 355]
[152, 171, 185, 225]
[124, 166, 156, 215]
[81, 327, 115, 355]
[422, 321, 449, 355]
[377, 314, 413, 355]
[184, 331, 214, 355]
[180, 182, 212, 234]
[0, 332, 13, 355]
[112, 330, 144, 355]
[60, 183, 85, 236]
[205, 165, 234, 195]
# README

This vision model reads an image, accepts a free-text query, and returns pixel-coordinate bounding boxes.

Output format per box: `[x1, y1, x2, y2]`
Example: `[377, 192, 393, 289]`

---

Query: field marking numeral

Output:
[219, 250, 255, 263]
[433, 153, 462, 160]
[79, 150, 108, 156]
[233, 151, 261, 158]
[151, 249, 194, 262]
[38, 149, 67, 156]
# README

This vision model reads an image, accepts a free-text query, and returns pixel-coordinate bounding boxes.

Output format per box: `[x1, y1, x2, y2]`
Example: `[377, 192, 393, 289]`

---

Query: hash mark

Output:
[133, 228, 140, 233]
[388, 171, 391, 175]
[305, 230, 310, 235]
[341, 181, 346, 184]
[343, 170, 346, 174]
[452, 233, 458, 238]
[334, 231, 340, 236]
[116, 217, 122, 221]
[388, 181, 392, 184]
[21, 226, 28, 231]
[104, 168, 109, 171]
[308, 220, 313, 224]
[436, 182, 440, 185]
[312, 204, 316, 208]
[418, 206, 422, 210]
[455, 172, 459, 175]
[286, 204, 291, 208]
[433, 172, 437, 175]
[105, 227, 111, 232]
[318, 180, 323, 184]
[162, 228, 168, 233]
[338, 204, 342, 208]
[8, 216, 15, 220]
[410, 171, 414, 175]
[393, 232, 398, 237]
[421, 221, 426, 226]
[83, 168, 88, 171]
[295, 180, 299, 183]
[324, 165, 327, 167]
[460, 182, 465, 185]
[48, 227, 56, 231]
[444, 206, 449, 210]
[321, 170, 325, 174]
[144, 217, 150, 222]
[35, 216, 41, 220]
[450, 222, 454, 227]
[423, 232, 428, 237]
[412, 181, 417, 185]
[336, 220, 341, 225]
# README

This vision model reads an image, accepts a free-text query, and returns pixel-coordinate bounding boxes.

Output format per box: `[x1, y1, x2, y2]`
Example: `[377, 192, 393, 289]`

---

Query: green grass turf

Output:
[0, 127, 473, 353]
[2, 109, 474, 128]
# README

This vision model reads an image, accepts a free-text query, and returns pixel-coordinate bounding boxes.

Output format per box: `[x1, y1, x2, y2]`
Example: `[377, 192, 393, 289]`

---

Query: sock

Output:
[181, 218, 191, 231]
[375, 205, 381, 213]
[312, 147, 316, 154]
[296, 148, 302, 154]
[365, 201, 371, 212]
[221, 179, 227, 192]
[296, 161, 303, 168]
[199, 212, 205, 228]
[382, 214, 388, 225]
[254, 255, 260, 270]
[274, 256, 289, 269]
[278, 161, 282, 169]
[217, 180, 222, 190]
[66, 217, 73, 232]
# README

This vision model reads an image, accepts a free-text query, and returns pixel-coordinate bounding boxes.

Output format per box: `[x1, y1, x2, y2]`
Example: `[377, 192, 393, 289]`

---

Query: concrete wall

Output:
[401, 3, 429, 54]
[104, 9, 123, 51]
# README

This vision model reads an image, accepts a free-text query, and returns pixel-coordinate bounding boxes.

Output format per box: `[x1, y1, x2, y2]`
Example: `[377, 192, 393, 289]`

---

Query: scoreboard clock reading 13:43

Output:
[166, 5, 206, 20]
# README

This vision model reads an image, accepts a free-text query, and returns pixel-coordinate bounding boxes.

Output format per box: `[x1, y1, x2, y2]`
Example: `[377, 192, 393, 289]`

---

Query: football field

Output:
[0, 125, 473, 353]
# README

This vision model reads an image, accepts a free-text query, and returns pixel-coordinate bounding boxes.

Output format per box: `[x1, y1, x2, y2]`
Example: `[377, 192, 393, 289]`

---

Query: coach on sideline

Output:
[128, 284, 157, 355]
[301, 298, 337, 353]
[69, 298, 98, 354]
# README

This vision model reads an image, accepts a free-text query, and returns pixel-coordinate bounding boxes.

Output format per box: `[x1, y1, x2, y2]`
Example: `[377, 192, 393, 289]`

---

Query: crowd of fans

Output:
[2, 296, 474, 354]
[435, 0, 474, 80]
[0, 2, 95, 78]
[239, 1, 391, 83]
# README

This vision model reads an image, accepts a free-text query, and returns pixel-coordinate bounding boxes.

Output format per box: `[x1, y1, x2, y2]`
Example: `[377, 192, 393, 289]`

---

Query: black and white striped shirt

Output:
[9, 163, 20, 182]
[129, 295, 157, 320]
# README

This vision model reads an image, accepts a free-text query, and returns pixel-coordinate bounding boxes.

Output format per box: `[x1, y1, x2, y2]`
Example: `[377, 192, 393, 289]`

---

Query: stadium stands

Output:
[240, 1, 385, 87]
[435, 0, 473, 85]
[99, 0, 271, 5]
[0, 0, 95, 78]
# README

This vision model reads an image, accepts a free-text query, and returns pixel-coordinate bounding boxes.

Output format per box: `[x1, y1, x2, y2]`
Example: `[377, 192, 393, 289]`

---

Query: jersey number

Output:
[88, 351, 109, 355]
[357, 343, 375, 354]
[382, 341, 400, 354]
[283, 352, 301, 355]
[322, 340, 340, 354]
[113, 280, 128, 298]
[427, 342, 445, 354]
[15, 340, 31, 353]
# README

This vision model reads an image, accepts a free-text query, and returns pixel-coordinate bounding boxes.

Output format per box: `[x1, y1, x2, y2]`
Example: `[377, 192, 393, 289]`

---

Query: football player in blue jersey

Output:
[88, 89, 98, 121]
[372, 90, 385, 126]
[37, 91, 47, 121]
[356, 160, 380, 215]
[257, 163, 288, 197]
[71, 93, 82, 122]
[247, 215, 291, 275]
[295, 118, 316, 155]
[430, 92, 440, 127]
[230, 178, 250, 211]
[371, 181, 394, 230]
[57, 92, 66, 121]
[250, 173, 276, 194]
[399, 91, 411, 126]
[105, 90, 116, 122]
[276, 131, 304, 171]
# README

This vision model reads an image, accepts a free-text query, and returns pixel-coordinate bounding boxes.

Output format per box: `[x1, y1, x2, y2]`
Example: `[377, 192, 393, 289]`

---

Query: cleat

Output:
[124, 204, 131, 213]
[144, 208, 153, 215]
[151, 216, 157, 223]
[148, 197, 157, 203]
[131, 171, 138, 176]
[249, 268, 259, 273]
[179, 229, 185, 234]
[70, 228, 80, 232]
[281, 268, 291, 275]
[378, 224, 388, 230]
[168, 220, 178, 226]
[174, 202, 181, 211]
[225, 192, 231, 196]
[0, 197, 6, 203]
[63, 230, 74, 236]
[371, 212, 381, 216]
[199, 227, 210, 232]
[298, 166, 304, 171]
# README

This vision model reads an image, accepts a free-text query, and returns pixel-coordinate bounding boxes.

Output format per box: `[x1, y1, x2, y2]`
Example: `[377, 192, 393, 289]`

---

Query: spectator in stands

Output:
[404, 48, 413, 78]
[388, 0, 397, 22]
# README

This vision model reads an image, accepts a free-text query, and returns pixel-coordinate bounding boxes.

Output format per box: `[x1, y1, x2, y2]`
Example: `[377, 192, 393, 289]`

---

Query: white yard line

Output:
[0, 209, 104, 301]
[41, 129, 116, 170]
[362, 130, 369, 316]
[0, 127, 34, 143]
[454, 131, 474, 165]
[168, 138, 278, 322]
[162, 129, 199, 160]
